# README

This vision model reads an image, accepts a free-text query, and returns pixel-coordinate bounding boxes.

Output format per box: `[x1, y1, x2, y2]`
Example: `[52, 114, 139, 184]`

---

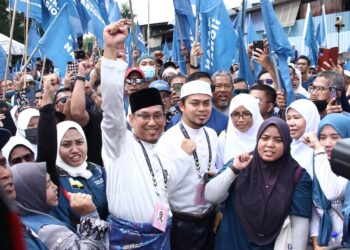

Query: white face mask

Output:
[140, 66, 156, 81]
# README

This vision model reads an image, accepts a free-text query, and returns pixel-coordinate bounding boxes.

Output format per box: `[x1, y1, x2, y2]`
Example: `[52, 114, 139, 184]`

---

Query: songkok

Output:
[129, 88, 163, 113]
[137, 54, 155, 65]
[149, 80, 171, 93]
[180, 80, 212, 99]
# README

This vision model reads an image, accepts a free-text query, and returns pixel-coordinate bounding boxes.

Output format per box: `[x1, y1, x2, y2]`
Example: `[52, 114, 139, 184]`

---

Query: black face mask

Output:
[312, 100, 328, 113]
[25, 128, 38, 145]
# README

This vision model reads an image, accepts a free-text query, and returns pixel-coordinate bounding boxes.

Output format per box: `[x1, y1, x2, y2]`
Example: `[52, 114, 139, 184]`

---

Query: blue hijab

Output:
[314, 114, 350, 246]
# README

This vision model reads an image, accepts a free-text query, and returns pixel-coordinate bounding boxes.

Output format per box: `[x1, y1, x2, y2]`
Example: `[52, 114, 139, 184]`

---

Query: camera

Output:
[330, 138, 350, 179]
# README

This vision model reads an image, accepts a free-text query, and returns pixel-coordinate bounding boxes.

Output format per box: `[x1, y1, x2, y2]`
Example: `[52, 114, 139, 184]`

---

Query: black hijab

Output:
[234, 117, 299, 246]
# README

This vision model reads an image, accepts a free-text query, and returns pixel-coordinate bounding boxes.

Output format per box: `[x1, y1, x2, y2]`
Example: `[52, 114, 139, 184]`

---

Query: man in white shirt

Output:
[100, 20, 171, 249]
[156, 80, 218, 250]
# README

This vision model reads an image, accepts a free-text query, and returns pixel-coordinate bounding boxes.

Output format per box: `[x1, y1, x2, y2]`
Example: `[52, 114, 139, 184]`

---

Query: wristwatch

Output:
[228, 164, 241, 175]
[75, 76, 86, 82]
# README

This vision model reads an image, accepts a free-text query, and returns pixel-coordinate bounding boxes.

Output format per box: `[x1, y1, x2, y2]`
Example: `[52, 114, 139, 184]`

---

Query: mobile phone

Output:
[66, 61, 79, 88]
[317, 47, 339, 71]
[329, 87, 340, 105]
[173, 83, 183, 96]
[253, 40, 264, 52]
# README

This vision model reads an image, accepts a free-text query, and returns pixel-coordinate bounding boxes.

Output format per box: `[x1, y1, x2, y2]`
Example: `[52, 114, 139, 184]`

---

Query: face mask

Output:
[312, 100, 328, 113]
[5, 90, 15, 99]
[140, 66, 156, 81]
[25, 127, 38, 145]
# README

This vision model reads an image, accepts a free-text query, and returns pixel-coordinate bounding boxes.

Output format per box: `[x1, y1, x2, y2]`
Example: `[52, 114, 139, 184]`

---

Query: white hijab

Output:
[223, 94, 264, 164]
[56, 121, 91, 179]
[287, 99, 320, 178]
[10, 105, 18, 128]
[2, 136, 35, 166]
[15, 108, 39, 155]
[294, 67, 310, 98]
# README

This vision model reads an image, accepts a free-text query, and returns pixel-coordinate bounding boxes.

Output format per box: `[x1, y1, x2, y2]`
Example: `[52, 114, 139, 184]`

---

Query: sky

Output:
[116, 0, 260, 25]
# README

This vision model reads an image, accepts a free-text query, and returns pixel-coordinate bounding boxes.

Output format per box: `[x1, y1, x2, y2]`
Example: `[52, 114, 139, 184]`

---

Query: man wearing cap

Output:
[101, 20, 174, 249]
[138, 55, 158, 83]
[156, 80, 218, 250]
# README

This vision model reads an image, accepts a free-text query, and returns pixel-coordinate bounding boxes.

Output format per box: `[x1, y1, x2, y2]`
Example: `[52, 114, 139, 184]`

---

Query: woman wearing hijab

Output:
[16, 108, 39, 155]
[50, 120, 108, 230]
[302, 114, 350, 248]
[12, 161, 108, 249]
[205, 117, 312, 249]
[288, 64, 310, 99]
[216, 94, 264, 168]
[286, 99, 320, 179]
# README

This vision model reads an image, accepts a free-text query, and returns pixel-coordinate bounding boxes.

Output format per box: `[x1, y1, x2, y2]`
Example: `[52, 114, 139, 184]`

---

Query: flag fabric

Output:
[107, 0, 121, 23]
[237, 27, 254, 85]
[163, 40, 172, 61]
[172, 22, 187, 74]
[260, 0, 294, 106]
[97, 0, 110, 24]
[9, 0, 42, 23]
[199, 0, 238, 75]
[41, 0, 84, 37]
[247, 13, 261, 80]
[125, 22, 147, 67]
[344, 46, 350, 71]
[304, 3, 318, 67]
[37, 3, 75, 77]
[79, 0, 108, 47]
[0, 46, 7, 80]
[28, 21, 41, 58]
[135, 22, 147, 55]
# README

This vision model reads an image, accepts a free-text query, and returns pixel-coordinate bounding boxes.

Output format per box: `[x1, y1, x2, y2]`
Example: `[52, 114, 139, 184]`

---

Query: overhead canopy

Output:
[0, 33, 25, 55]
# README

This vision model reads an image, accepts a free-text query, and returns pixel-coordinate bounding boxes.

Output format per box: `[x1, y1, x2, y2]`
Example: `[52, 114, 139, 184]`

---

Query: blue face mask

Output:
[140, 66, 156, 81]
[5, 90, 15, 99]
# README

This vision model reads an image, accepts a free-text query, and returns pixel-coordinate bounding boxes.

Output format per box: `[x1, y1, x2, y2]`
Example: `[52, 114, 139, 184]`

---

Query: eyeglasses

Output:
[230, 111, 252, 120]
[307, 85, 328, 93]
[10, 153, 34, 165]
[135, 112, 165, 122]
[126, 78, 144, 85]
[55, 96, 69, 104]
[258, 79, 274, 85]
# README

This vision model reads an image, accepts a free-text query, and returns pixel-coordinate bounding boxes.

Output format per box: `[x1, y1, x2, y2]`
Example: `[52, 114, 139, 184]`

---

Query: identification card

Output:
[194, 181, 206, 205]
[152, 203, 169, 232]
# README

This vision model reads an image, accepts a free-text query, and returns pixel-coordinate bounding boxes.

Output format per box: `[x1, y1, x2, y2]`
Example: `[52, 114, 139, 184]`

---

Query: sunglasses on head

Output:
[257, 79, 274, 85]
[126, 78, 144, 85]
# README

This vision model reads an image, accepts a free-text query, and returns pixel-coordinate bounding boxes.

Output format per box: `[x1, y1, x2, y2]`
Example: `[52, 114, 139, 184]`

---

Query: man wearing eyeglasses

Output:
[53, 88, 71, 114]
[101, 20, 172, 249]
[308, 70, 349, 117]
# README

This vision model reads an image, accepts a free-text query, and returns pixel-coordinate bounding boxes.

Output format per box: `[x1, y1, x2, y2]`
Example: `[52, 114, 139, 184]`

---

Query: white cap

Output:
[162, 67, 177, 78]
[25, 74, 34, 82]
[180, 80, 212, 99]
[344, 70, 350, 78]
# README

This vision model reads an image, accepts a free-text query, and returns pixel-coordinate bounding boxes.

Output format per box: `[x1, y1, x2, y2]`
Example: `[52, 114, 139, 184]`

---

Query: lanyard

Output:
[134, 136, 168, 197]
[179, 123, 212, 177]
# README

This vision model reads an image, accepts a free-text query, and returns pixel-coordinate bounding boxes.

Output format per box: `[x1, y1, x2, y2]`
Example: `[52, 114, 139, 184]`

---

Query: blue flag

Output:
[79, 0, 107, 47]
[260, 0, 294, 105]
[37, 3, 75, 77]
[237, 27, 254, 85]
[344, 46, 350, 71]
[107, 0, 121, 23]
[163, 40, 172, 61]
[97, 0, 110, 24]
[199, 0, 238, 75]
[125, 22, 147, 67]
[9, 0, 42, 23]
[304, 4, 318, 67]
[135, 22, 147, 55]
[41, 0, 84, 37]
[28, 21, 41, 58]
[0, 46, 7, 80]
[172, 22, 187, 74]
[247, 13, 261, 80]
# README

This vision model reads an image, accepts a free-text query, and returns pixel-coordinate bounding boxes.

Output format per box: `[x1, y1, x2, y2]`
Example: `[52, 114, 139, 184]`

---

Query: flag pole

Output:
[193, 0, 200, 67]
[270, 52, 282, 91]
[3, 0, 18, 101]
[147, 0, 150, 54]
[20, 47, 39, 73]
[40, 56, 47, 87]
[23, 0, 31, 89]
[128, 0, 137, 66]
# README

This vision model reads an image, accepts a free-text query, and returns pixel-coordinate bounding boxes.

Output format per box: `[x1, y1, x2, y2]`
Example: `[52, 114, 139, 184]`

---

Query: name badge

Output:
[194, 181, 206, 205]
[152, 203, 169, 232]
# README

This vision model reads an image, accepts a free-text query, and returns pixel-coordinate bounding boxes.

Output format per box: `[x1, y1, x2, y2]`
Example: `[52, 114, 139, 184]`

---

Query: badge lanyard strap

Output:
[179, 123, 212, 177]
[135, 136, 168, 198]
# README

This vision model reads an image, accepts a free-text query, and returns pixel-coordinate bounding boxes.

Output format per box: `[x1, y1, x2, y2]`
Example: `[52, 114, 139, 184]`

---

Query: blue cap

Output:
[149, 80, 171, 93]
